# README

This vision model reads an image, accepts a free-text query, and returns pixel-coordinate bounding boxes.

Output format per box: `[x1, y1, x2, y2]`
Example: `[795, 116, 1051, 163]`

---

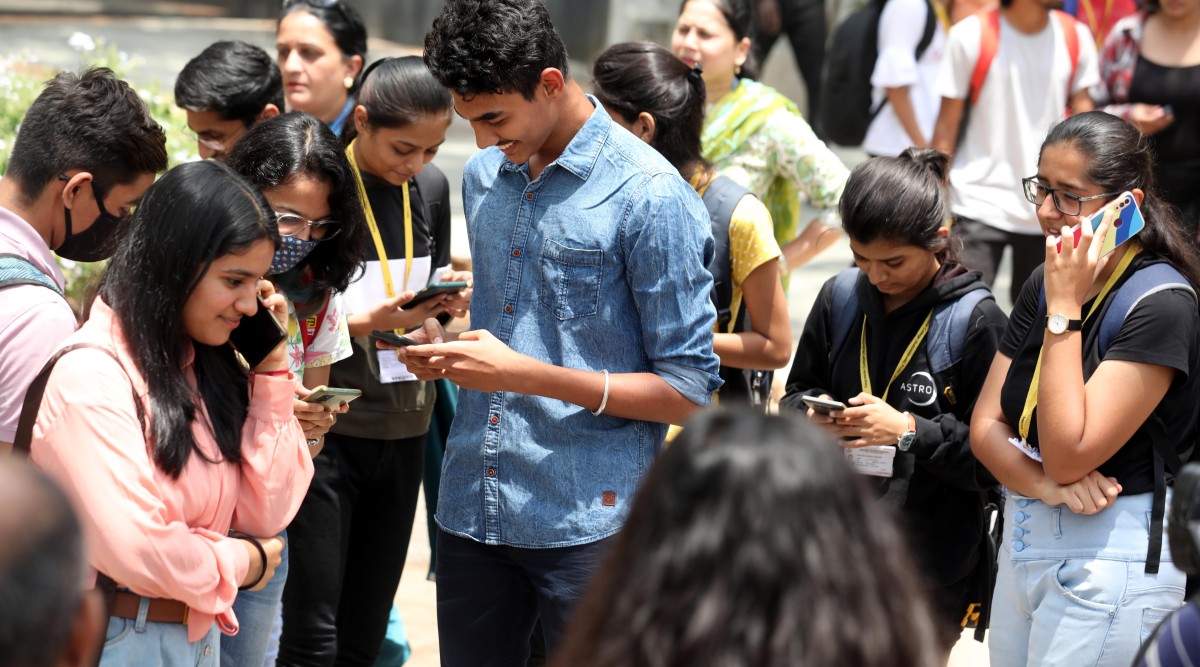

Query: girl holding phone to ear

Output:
[276, 57, 471, 666]
[972, 111, 1200, 667]
[780, 147, 1008, 656]
[28, 160, 314, 665]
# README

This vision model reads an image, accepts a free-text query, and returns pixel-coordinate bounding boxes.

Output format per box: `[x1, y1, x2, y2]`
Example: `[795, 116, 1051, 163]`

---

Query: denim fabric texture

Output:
[436, 98, 721, 548]
[221, 530, 288, 667]
[989, 492, 1186, 667]
[101, 611, 220, 666]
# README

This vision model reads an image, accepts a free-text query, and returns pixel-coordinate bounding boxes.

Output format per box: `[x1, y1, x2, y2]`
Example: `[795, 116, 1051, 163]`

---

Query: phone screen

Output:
[229, 298, 287, 368]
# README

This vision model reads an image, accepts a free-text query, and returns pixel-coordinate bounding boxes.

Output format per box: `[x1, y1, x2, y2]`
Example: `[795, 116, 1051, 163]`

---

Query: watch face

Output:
[1048, 314, 1068, 334]
[898, 432, 916, 451]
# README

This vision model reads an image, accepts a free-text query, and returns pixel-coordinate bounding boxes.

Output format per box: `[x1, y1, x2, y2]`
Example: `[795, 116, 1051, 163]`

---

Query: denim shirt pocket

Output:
[539, 239, 603, 320]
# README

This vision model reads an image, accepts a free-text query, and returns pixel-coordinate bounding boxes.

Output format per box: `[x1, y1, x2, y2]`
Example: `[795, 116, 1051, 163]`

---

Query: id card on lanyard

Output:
[348, 139, 418, 384]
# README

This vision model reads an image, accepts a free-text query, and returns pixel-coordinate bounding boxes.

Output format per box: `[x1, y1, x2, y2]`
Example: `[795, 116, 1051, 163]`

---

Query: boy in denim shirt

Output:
[400, 0, 722, 662]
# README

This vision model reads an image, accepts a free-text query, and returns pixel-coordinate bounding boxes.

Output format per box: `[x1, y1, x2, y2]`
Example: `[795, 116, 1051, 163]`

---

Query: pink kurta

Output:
[30, 298, 314, 642]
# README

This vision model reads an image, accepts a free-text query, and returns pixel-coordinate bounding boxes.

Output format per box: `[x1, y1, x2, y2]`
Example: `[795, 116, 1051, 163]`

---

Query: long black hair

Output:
[552, 410, 942, 667]
[226, 111, 368, 302]
[100, 160, 279, 478]
[1039, 111, 1200, 290]
[840, 147, 954, 258]
[341, 56, 453, 144]
[592, 42, 708, 179]
[278, 0, 368, 92]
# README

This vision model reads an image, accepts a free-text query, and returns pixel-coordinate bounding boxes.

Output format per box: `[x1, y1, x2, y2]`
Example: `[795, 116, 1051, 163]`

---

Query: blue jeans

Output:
[435, 529, 612, 667]
[989, 491, 1186, 667]
[101, 602, 220, 666]
[221, 530, 289, 667]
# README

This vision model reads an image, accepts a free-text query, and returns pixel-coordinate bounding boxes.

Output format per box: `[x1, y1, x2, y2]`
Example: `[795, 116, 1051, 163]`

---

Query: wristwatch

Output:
[1046, 313, 1083, 335]
[897, 412, 917, 452]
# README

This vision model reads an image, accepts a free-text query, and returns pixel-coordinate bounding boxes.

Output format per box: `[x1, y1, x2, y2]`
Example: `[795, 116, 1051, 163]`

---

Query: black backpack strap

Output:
[916, 0, 938, 61]
[828, 268, 862, 367]
[0, 253, 64, 297]
[700, 176, 751, 333]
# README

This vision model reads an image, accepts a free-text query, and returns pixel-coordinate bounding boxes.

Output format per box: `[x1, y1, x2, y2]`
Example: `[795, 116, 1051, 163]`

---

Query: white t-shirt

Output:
[863, 0, 947, 157]
[936, 12, 1099, 234]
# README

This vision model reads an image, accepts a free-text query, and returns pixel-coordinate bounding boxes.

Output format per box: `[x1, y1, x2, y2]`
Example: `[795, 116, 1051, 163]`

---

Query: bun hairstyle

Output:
[591, 41, 707, 175]
[1039, 111, 1200, 291]
[840, 147, 954, 256]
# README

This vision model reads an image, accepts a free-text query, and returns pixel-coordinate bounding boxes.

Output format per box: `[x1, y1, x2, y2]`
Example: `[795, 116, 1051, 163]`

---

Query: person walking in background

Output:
[780, 149, 1007, 658]
[1069, 0, 1139, 46]
[413, 0, 722, 662]
[275, 0, 366, 136]
[550, 410, 943, 667]
[28, 160, 315, 665]
[971, 112, 1200, 667]
[592, 42, 791, 408]
[274, 56, 470, 667]
[932, 0, 1098, 305]
[0, 67, 165, 455]
[747, 0, 826, 125]
[1091, 0, 1200, 237]
[175, 40, 283, 162]
[673, 0, 849, 274]
[862, 0, 950, 157]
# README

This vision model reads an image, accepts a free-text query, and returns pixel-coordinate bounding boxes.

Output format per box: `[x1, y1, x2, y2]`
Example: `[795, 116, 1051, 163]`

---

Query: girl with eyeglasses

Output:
[972, 111, 1200, 667]
[221, 111, 368, 667]
[275, 56, 471, 666]
[28, 160, 314, 666]
[276, 0, 366, 136]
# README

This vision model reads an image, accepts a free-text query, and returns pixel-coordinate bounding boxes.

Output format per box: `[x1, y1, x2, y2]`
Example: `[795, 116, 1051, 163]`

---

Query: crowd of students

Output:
[1, 0, 1200, 666]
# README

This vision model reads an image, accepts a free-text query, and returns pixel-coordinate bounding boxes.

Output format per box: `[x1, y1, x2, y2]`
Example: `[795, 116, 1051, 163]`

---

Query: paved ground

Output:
[0, 11, 1015, 665]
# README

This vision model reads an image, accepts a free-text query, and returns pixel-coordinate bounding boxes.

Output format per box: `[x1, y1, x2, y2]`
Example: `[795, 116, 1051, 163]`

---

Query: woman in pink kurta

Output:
[29, 160, 314, 665]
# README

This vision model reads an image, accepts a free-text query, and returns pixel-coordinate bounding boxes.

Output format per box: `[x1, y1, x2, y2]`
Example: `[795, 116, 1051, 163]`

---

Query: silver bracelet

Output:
[591, 369, 610, 416]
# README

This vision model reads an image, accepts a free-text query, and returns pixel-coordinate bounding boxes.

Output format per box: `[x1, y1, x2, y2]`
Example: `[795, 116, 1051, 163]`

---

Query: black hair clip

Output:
[688, 63, 704, 80]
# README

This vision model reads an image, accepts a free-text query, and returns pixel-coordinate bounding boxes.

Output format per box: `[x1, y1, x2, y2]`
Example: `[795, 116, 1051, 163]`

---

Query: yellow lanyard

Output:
[932, 0, 950, 31]
[1018, 244, 1141, 441]
[859, 309, 934, 403]
[1080, 0, 1114, 48]
[346, 139, 414, 305]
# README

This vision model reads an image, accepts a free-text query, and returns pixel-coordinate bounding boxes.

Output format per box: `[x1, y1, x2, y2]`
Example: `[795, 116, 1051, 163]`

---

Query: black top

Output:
[1130, 55, 1200, 230]
[998, 257, 1200, 494]
[329, 163, 453, 440]
[781, 263, 1008, 587]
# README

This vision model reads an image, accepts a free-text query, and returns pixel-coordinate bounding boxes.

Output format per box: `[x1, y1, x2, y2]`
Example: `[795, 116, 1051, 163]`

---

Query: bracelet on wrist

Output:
[230, 532, 268, 590]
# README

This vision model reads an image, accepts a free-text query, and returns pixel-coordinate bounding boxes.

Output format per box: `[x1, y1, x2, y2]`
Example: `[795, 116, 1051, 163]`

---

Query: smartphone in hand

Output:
[229, 296, 287, 368]
[801, 395, 847, 415]
[370, 330, 422, 348]
[406, 281, 469, 308]
[1088, 192, 1145, 256]
[302, 385, 362, 409]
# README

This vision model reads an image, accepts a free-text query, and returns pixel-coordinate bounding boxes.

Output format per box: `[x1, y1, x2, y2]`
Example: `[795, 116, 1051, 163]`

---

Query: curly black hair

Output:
[423, 0, 569, 100]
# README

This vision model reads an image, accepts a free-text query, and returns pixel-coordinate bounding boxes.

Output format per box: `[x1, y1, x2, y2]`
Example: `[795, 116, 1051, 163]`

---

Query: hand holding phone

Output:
[370, 330, 422, 348]
[230, 295, 288, 369]
[301, 385, 363, 409]
[801, 395, 847, 415]
[1088, 192, 1144, 257]
[406, 281, 469, 308]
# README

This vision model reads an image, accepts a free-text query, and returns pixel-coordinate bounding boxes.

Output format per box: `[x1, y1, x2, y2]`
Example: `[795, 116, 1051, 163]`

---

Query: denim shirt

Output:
[436, 98, 721, 548]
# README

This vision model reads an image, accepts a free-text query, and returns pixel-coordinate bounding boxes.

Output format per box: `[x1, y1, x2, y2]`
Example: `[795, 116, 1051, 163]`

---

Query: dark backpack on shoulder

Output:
[702, 176, 773, 410]
[819, 0, 937, 147]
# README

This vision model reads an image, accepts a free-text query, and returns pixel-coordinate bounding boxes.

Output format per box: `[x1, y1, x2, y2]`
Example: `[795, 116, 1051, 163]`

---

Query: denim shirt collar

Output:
[498, 95, 610, 182]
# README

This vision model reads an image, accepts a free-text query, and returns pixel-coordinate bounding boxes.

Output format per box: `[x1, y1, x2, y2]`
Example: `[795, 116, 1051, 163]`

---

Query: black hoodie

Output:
[781, 263, 1008, 587]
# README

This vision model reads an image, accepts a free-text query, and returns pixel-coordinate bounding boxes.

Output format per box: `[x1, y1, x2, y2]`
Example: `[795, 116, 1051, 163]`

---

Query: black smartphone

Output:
[229, 297, 287, 368]
[801, 395, 847, 415]
[406, 281, 469, 308]
[370, 330, 421, 347]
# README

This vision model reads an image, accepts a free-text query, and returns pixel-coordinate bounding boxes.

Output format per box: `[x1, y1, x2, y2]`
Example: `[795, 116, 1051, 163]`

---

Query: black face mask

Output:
[56, 180, 127, 262]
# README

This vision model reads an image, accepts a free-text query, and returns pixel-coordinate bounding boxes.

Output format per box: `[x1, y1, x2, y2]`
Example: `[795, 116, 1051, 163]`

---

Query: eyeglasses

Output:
[1022, 177, 1118, 217]
[276, 211, 340, 240]
[184, 129, 230, 154]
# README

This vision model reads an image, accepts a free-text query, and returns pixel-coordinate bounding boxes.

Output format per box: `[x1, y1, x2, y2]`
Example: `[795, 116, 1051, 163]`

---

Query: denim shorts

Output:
[989, 491, 1185, 667]
[100, 598, 219, 666]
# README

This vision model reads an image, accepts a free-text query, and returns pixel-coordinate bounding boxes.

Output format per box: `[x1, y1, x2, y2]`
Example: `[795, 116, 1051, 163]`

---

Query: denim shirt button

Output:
[1018, 499, 1032, 508]
[1013, 527, 1027, 538]
[524, 192, 534, 201]
[487, 468, 495, 477]
[1015, 511, 1028, 523]
[489, 415, 499, 425]
[1013, 540, 1026, 552]
[504, 304, 513, 314]
[512, 248, 521, 257]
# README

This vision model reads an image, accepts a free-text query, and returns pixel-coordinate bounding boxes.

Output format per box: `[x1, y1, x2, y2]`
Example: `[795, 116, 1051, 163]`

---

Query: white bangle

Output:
[591, 369, 610, 416]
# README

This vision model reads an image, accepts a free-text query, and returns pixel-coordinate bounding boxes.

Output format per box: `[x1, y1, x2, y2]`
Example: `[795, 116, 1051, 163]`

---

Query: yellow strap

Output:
[1080, 0, 1114, 48]
[859, 309, 934, 403]
[346, 139, 414, 333]
[1017, 244, 1141, 440]
[932, 0, 950, 32]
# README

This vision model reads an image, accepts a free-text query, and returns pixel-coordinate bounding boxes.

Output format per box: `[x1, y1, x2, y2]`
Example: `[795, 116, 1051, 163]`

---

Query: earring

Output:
[344, 76, 354, 90]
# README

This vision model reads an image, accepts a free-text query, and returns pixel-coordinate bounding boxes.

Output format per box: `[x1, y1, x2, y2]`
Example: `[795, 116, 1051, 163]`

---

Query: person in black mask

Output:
[0, 66, 166, 453]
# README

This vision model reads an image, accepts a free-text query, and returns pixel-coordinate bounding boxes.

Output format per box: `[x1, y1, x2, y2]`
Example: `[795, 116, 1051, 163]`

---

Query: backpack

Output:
[828, 267, 992, 379]
[819, 0, 938, 148]
[702, 176, 773, 410]
[0, 253, 64, 296]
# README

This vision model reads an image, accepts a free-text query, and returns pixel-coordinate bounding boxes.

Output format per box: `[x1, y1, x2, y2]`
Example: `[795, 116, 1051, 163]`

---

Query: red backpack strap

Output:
[1055, 9, 1082, 105]
[970, 8, 1002, 107]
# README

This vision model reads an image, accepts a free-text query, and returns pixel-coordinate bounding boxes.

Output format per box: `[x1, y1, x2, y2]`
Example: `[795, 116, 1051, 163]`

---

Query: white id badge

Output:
[377, 349, 417, 384]
[844, 445, 896, 477]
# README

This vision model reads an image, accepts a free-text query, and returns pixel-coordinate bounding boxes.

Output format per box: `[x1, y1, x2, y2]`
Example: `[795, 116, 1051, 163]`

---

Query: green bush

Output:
[0, 33, 198, 309]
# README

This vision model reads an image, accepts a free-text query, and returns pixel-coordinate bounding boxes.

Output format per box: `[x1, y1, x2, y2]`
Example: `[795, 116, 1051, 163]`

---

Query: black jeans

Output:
[952, 214, 1046, 305]
[435, 530, 613, 667]
[277, 432, 426, 667]
[749, 0, 827, 122]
